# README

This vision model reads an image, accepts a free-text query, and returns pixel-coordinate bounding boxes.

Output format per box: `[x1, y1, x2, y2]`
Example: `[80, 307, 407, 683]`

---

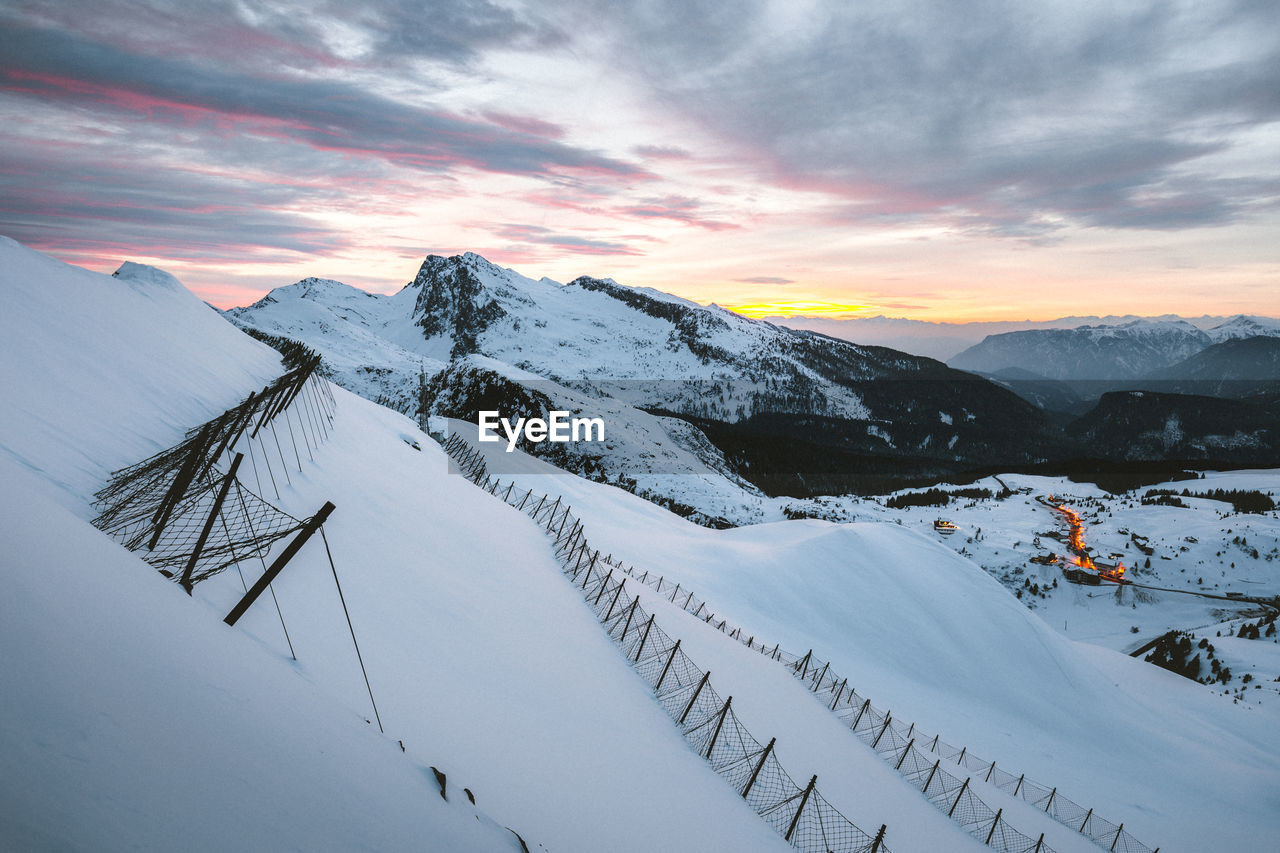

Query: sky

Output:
[1, 0, 1278, 321]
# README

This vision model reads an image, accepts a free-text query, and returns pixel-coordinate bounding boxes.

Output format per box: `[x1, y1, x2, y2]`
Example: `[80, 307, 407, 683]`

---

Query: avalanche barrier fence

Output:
[443, 434, 1158, 853]
[93, 353, 337, 594]
[613, 551, 1158, 853]
[443, 434, 893, 853]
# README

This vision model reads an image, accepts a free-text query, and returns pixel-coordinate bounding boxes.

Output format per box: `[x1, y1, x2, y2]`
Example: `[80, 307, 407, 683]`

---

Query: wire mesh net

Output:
[445, 433, 1161, 853]
[92, 362, 331, 589]
[445, 439, 1162, 853]
[450, 452, 892, 853]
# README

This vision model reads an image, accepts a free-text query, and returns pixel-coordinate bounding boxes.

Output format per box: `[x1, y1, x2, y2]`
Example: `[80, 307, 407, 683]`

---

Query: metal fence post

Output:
[634, 615, 654, 662]
[678, 670, 709, 723]
[784, 775, 817, 842]
[656, 639, 681, 690]
[741, 737, 775, 798]
[705, 696, 731, 758]
[985, 809, 1002, 846]
[948, 778, 970, 817]
[225, 501, 336, 625]
[178, 453, 243, 592]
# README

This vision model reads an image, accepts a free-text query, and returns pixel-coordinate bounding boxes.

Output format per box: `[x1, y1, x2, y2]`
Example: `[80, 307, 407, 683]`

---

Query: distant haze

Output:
[770, 314, 1280, 361]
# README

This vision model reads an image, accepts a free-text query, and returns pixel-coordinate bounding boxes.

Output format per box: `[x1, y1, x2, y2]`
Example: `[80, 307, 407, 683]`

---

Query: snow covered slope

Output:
[0, 238, 802, 852]
[446, 418, 1280, 853]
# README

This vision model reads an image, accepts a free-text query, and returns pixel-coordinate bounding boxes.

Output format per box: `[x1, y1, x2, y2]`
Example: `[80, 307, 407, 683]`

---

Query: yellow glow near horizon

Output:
[727, 300, 869, 319]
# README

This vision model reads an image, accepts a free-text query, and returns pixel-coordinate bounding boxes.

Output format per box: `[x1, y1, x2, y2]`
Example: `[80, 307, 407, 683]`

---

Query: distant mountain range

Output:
[768, 313, 1280, 361]
[228, 253, 1064, 508]
[948, 317, 1280, 381]
[227, 253, 1280, 511]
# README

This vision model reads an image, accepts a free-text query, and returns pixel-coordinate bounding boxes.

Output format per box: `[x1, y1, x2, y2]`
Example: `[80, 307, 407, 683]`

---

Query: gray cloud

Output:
[570, 0, 1280, 233]
[0, 22, 648, 183]
[491, 223, 644, 256]
[0, 137, 350, 261]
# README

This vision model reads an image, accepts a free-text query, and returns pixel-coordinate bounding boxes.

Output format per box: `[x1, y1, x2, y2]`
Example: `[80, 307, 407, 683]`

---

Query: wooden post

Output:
[1013, 774, 1024, 798]
[634, 614, 655, 662]
[906, 721, 914, 739]
[678, 670, 709, 723]
[656, 640, 681, 691]
[149, 422, 215, 549]
[1033, 834, 1044, 853]
[985, 809, 1002, 845]
[923, 760, 940, 794]
[985, 761, 996, 783]
[693, 601, 704, 617]
[784, 775, 817, 842]
[896, 738, 915, 770]
[931, 733, 939, 751]
[705, 696, 731, 758]
[684, 590, 694, 609]
[604, 579, 626, 622]
[948, 778, 970, 818]
[812, 661, 829, 691]
[741, 737, 774, 798]
[545, 497, 561, 530]
[225, 501, 335, 625]
[581, 552, 597, 589]
[852, 698, 871, 730]
[517, 488, 532, 510]
[1111, 823, 1124, 852]
[618, 597, 638, 641]
[593, 569, 614, 605]
[870, 825, 887, 853]
[207, 392, 256, 471]
[1079, 807, 1093, 833]
[798, 649, 812, 678]
[669, 582, 680, 603]
[832, 679, 847, 710]
[957, 746, 966, 765]
[504, 482, 514, 501]
[179, 453, 243, 593]
[872, 713, 893, 749]
[1044, 787, 1056, 813]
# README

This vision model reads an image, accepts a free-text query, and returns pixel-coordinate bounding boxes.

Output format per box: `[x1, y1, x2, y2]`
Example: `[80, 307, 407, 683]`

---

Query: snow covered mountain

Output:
[229, 252, 1060, 509]
[948, 320, 1214, 380]
[1204, 314, 1280, 343]
[5, 237, 1280, 852]
[776, 314, 1280, 361]
[1149, 335, 1280, 397]
[950, 316, 1280, 383]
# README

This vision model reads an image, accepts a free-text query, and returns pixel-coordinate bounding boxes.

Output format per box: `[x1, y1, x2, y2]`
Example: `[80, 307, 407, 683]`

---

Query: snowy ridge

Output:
[444, 437, 1153, 853]
[441, 434, 894, 853]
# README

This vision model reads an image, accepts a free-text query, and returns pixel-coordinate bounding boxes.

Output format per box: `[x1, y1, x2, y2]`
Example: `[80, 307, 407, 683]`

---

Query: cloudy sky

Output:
[2, 0, 1277, 319]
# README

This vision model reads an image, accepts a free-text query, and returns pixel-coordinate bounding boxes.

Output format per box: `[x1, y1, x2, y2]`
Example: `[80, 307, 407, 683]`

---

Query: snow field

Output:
[1, 242, 795, 852]
[448, 421, 1280, 852]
